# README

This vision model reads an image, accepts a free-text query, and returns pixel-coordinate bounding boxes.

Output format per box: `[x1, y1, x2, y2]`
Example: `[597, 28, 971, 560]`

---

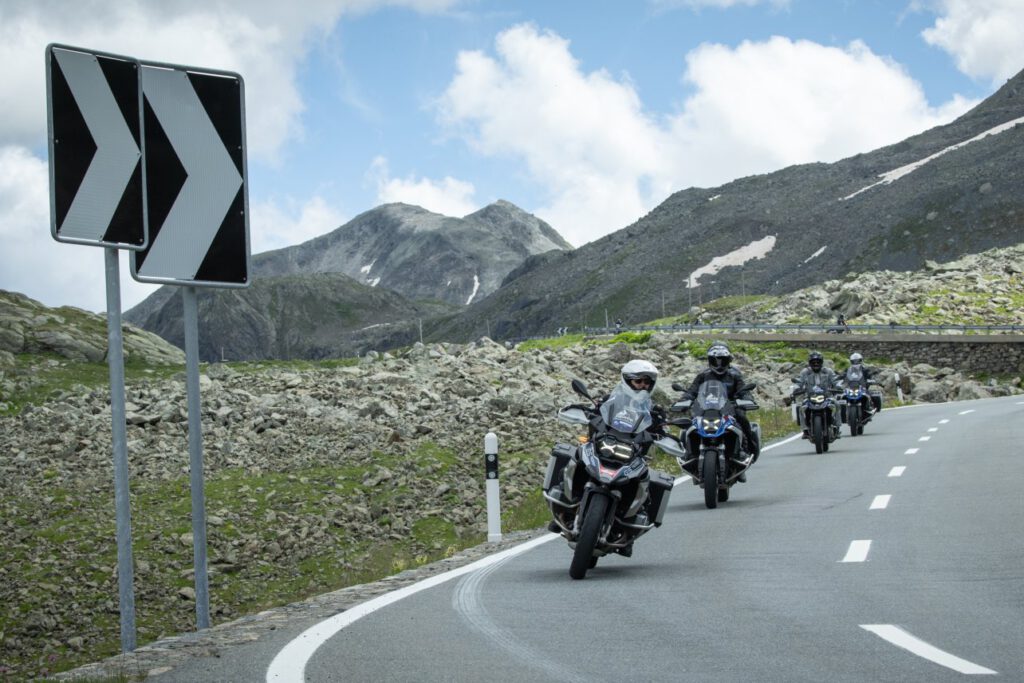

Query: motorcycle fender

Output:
[577, 487, 616, 534]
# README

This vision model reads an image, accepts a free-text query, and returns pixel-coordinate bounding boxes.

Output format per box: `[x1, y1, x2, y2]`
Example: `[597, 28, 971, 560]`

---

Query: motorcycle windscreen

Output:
[600, 387, 653, 434]
[696, 378, 728, 412]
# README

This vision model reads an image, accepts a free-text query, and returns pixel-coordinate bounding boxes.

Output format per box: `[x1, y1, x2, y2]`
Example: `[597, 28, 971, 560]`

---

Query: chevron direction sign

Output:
[130, 61, 250, 287]
[46, 44, 147, 249]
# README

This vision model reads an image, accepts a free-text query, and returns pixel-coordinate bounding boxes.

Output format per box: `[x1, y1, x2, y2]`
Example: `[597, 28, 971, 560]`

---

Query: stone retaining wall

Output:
[706, 333, 1024, 375]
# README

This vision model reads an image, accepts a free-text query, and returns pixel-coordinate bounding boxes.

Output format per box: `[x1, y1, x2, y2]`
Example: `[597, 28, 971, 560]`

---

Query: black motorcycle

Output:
[668, 379, 760, 508]
[544, 379, 676, 580]
[796, 382, 841, 453]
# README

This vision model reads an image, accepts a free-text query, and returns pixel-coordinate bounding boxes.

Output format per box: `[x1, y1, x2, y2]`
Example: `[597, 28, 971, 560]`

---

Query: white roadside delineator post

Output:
[484, 432, 501, 542]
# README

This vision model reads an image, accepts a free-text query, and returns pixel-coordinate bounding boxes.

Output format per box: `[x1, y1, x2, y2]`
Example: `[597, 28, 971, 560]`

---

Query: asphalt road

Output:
[161, 396, 1024, 682]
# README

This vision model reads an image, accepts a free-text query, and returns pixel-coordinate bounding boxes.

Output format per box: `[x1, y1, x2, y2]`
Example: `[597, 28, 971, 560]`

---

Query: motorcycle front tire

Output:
[848, 404, 860, 437]
[570, 493, 609, 580]
[703, 452, 719, 509]
[812, 415, 825, 454]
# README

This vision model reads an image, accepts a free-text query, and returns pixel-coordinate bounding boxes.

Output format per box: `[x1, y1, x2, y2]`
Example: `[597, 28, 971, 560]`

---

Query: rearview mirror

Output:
[571, 378, 592, 400]
[557, 406, 590, 425]
[653, 436, 686, 458]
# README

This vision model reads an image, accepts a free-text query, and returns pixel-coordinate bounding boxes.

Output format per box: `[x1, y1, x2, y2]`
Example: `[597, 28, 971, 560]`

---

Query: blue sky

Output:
[1, 0, 1022, 313]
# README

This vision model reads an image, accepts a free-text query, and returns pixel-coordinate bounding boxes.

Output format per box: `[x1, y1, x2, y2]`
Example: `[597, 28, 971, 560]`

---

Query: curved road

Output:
[162, 396, 1024, 682]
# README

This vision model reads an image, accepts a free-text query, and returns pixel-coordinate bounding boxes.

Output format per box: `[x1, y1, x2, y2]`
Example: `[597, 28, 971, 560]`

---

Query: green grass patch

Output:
[0, 354, 182, 416]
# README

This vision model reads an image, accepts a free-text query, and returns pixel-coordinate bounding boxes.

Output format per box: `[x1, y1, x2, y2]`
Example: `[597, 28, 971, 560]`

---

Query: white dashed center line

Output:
[870, 495, 891, 510]
[939, 419, 950, 424]
[927, 427, 938, 432]
[888, 466, 905, 477]
[841, 540, 871, 563]
[959, 409, 975, 415]
[904, 448, 919, 455]
[918, 436, 931, 442]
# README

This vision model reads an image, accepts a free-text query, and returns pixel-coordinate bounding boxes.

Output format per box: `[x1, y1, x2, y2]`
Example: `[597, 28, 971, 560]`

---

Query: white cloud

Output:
[251, 195, 347, 253]
[437, 24, 676, 245]
[670, 37, 976, 187]
[369, 156, 478, 217]
[0, 144, 160, 313]
[921, 0, 1024, 85]
[0, 0, 462, 158]
[437, 26, 975, 246]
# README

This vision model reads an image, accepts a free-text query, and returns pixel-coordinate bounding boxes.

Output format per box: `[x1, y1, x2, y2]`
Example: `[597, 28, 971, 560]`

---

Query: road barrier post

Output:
[484, 432, 502, 542]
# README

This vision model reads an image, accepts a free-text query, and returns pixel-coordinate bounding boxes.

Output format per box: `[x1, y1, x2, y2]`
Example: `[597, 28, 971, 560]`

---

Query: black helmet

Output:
[707, 344, 732, 376]
[808, 352, 824, 372]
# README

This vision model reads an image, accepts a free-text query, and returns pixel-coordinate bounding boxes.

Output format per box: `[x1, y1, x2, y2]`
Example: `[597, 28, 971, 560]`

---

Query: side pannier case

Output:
[646, 469, 676, 527]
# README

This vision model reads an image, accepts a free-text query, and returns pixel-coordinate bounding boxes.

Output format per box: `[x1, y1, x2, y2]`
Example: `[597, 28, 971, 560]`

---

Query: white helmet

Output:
[621, 359, 658, 392]
[849, 352, 863, 365]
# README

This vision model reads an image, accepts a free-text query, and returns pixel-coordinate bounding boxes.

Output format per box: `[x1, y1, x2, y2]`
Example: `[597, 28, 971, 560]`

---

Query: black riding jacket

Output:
[680, 367, 754, 402]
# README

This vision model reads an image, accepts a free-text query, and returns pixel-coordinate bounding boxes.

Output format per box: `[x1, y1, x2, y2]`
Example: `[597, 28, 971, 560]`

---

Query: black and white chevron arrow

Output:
[131, 62, 250, 287]
[46, 44, 147, 249]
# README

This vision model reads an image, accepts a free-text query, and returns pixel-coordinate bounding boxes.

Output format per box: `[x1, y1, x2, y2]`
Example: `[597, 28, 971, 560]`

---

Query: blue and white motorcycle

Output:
[669, 379, 759, 509]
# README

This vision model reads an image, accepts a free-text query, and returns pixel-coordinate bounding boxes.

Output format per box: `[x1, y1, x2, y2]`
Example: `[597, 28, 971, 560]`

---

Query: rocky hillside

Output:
[0, 290, 184, 366]
[692, 242, 1024, 327]
[432, 69, 1024, 342]
[117, 273, 458, 362]
[124, 201, 571, 360]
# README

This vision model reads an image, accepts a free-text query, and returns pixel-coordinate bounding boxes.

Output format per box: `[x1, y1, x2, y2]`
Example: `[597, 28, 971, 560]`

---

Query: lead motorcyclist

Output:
[677, 344, 760, 462]
[786, 351, 843, 436]
[549, 359, 667, 555]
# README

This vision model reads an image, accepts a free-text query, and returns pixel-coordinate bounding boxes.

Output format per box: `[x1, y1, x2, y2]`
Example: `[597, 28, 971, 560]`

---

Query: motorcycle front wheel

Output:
[569, 493, 609, 580]
[812, 415, 825, 454]
[702, 452, 719, 509]
[848, 405, 860, 437]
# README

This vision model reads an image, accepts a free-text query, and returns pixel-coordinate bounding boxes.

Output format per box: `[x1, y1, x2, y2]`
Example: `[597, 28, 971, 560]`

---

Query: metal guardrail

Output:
[597, 323, 1024, 335]
[512, 323, 1024, 344]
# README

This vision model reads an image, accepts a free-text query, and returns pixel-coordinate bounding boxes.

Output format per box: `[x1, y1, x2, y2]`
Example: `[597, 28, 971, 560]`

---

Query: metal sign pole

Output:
[103, 248, 137, 652]
[182, 287, 211, 629]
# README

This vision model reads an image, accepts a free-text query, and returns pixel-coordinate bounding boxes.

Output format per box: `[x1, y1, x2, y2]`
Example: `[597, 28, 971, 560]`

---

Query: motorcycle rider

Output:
[677, 344, 760, 463]
[601, 359, 668, 442]
[844, 352, 878, 416]
[787, 351, 843, 436]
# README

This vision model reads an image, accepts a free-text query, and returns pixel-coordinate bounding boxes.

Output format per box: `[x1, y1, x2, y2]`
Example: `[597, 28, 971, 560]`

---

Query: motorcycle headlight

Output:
[811, 395, 825, 404]
[701, 417, 721, 432]
[597, 439, 633, 462]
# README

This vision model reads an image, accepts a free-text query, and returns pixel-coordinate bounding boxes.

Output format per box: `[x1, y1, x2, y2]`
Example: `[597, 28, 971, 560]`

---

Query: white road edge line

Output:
[265, 533, 558, 682]
[905, 448, 919, 455]
[870, 495, 891, 510]
[860, 624, 997, 675]
[888, 466, 905, 477]
[841, 540, 871, 563]
[266, 430, 804, 681]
